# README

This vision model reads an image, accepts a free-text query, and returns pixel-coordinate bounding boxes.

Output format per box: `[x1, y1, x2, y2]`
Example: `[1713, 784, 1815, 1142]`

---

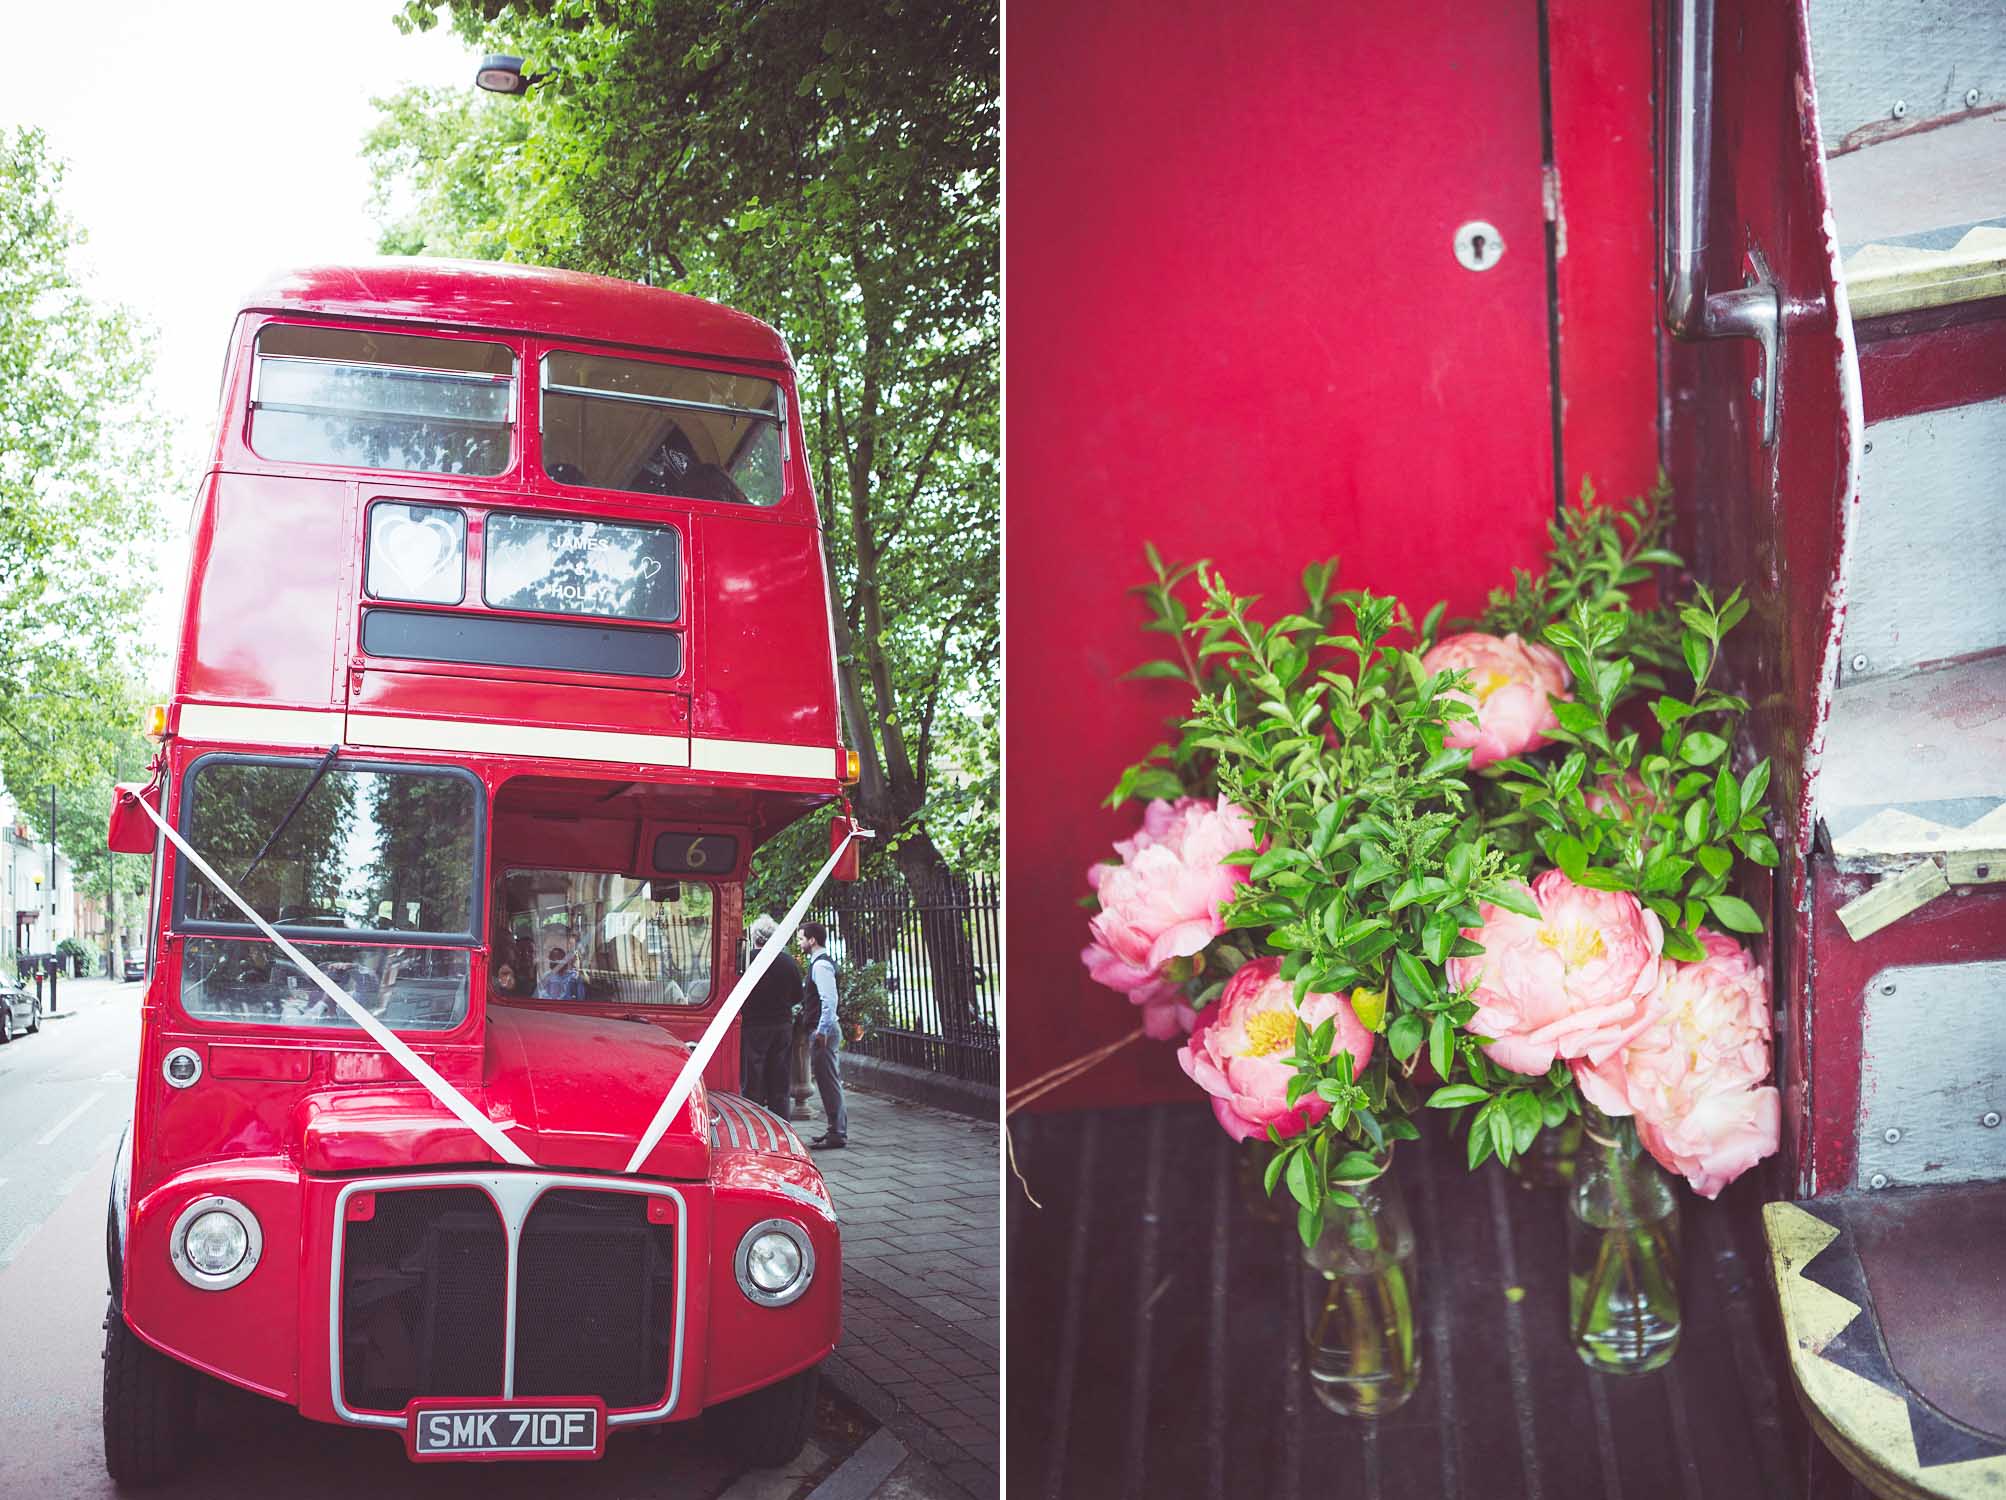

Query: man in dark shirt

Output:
[740, 913, 801, 1118]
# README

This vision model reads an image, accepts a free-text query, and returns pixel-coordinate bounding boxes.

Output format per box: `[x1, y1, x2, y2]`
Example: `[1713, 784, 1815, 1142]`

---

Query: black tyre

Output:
[709, 1362, 819, 1468]
[102, 1299, 195, 1488]
[27, 1002, 39, 1034]
[0, 1010, 10, 1043]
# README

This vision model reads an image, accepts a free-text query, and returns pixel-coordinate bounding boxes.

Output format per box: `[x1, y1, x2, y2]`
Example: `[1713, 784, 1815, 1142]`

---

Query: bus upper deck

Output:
[174, 258, 845, 798]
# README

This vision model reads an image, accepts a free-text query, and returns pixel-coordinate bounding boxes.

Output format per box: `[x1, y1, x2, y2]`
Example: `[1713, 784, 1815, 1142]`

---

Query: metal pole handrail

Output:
[1661, 0, 1782, 445]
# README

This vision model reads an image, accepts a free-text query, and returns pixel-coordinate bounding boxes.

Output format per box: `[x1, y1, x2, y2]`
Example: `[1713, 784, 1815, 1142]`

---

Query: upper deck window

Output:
[540, 351, 785, 506]
[250, 325, 515, 478]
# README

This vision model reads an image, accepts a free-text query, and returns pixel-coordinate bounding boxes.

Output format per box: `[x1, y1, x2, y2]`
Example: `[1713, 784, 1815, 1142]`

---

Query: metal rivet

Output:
[1883, 1127, 1902, 1144]
[1891, 99, 1908, 118]
[1966, 88, 1982, 108]
[1977, 864, 1993, 879]
[1750, 375, 1765, 400]
[1984, 1112, 2002, 1129]
[1880, 980, 1896, 995]
[1863, 440, 1873, 454]
[1852, 654, 1870, 673]
[1869, 1172, 1890, 1189]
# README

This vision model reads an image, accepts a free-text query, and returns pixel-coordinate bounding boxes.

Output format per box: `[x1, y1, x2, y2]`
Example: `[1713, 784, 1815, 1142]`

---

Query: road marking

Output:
[0, 1224, 36, 1268]
[36, 1090, 105, 1147]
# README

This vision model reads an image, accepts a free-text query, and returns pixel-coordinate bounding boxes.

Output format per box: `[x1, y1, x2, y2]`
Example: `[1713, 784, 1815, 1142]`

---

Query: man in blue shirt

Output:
[799, 922, 848, 1149]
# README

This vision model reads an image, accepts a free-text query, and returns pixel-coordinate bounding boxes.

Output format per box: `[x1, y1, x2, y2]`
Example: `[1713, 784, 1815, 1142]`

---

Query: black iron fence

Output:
[806, 871, 999, 1085]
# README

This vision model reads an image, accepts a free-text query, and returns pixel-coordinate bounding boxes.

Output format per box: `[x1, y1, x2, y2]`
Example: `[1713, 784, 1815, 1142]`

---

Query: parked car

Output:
[0, 984, 41, 1043]
[122, 957, 145, 982]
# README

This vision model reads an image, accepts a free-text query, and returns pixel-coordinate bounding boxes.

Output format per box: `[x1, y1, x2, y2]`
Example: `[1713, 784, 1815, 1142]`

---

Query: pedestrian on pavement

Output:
[739, 913, 800, 1118]
[799, 922, 848, 1149]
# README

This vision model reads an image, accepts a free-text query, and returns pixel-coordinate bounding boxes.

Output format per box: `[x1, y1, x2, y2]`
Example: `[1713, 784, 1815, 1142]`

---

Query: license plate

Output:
[404, 1397, 607, 1462]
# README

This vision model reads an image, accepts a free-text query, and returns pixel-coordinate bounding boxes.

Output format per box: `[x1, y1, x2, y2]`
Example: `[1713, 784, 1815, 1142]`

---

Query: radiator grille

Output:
[513, 1188, 678, 1409]
[339, 1187, 506, 1412]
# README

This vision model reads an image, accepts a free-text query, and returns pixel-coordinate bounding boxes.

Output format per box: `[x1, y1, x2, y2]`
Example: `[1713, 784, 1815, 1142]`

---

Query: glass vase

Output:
[1301, 1164, 1421, 1416]
[1237, 1140, 1286, 1225]
[1510, 1114, 1582, 1190]
[1568, 1109, 1681, 1374]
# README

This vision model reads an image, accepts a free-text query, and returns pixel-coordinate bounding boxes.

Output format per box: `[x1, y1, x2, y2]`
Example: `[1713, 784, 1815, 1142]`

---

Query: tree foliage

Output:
[370, 0, 1000, 899]
[0, 128, 171, 946]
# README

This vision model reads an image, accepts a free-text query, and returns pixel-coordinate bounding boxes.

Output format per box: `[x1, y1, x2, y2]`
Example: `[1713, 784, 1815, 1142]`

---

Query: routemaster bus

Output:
[102, 259, 861, 1484]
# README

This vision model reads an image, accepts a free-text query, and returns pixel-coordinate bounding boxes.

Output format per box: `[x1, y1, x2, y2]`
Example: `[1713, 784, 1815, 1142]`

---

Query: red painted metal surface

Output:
[1856, 297, 2006, 422]
[1661, 0, 1860, 1194]
[1006, 0, 1559, 1110]
[1800, 873, 2006, 1196]
[1547, 0, 1665, 506]
[117, 265, 846, 1436]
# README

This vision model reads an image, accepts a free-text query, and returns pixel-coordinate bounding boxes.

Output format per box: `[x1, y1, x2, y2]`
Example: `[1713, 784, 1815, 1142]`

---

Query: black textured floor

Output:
[1007, 1102, 1834, 1500]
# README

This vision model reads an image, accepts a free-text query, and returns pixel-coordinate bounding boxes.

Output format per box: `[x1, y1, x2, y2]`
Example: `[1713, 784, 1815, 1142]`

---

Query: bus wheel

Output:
[709, 1362, 819, 1468]
[102, 1299, 194, 1487]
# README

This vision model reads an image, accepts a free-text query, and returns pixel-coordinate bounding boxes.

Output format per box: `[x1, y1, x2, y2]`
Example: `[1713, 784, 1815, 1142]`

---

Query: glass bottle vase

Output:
[1568, 1109, 1681, 1374]
[1510, 1113, 1582, 1190]
[1237, 1140, 1286, 1224]
[1301, 1165, 1421, 1416]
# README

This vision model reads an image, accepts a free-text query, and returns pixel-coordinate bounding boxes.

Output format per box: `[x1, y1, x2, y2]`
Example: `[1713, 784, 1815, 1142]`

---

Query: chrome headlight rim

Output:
[168, 1195, 263, 1291]
[734, 1217, 814, 1307]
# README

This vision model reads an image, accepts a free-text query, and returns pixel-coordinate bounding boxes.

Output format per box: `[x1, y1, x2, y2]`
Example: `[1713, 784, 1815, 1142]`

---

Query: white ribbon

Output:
[623, 828, 865, 1173]
[128, 785, 536, 1168]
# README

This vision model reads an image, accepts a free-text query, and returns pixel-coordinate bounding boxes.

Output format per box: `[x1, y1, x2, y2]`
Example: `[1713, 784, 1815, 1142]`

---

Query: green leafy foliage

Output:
[1136, 482, 1777, 1219]
[0, 129, 171, 959]
[1479, 480, 1683, 683]
[1160, 564, 1540, 1242]
[1486, 585, 1772, 961]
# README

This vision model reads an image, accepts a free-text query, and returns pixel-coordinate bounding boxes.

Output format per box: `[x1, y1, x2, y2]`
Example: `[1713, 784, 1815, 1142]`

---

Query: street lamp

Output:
[473, 55, 549, 95]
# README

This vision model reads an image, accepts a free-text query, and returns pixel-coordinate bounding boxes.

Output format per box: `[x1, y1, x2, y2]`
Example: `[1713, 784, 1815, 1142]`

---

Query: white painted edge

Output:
[179, 704, 344, 746]
[178, 703, 835, 782]
[689, 736, 833, 779]
[347, 711, 691, 768]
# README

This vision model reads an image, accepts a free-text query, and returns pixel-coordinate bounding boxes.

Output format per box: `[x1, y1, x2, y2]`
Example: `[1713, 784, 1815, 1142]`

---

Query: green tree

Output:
[370, 1, 1000, 905]
[0, 127, 172, 964]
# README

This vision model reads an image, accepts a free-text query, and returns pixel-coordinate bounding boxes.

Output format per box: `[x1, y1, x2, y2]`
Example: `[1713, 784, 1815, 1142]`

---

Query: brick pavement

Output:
[800, 1081, 1000, 1498]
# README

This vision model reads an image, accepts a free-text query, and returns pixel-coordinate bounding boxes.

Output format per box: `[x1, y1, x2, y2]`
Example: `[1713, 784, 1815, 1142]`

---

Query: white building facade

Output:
[0, 791, 75, 968]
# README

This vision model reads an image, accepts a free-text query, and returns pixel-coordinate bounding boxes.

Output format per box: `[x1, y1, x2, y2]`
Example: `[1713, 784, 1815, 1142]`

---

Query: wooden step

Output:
[1766, 1187, 2006, 1497]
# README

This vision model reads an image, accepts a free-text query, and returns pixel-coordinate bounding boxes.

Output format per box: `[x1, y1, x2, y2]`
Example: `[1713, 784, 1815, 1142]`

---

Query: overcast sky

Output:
[1, 1, 480, 654]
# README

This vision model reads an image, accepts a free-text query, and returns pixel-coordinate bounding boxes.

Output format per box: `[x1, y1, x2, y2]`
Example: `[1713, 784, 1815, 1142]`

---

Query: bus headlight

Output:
[735, 1219, 813, 1307]
[169, 1196, 262, 1291]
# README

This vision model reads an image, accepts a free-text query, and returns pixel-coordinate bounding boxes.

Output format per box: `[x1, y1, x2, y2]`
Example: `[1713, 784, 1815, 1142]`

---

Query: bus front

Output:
[105, 260, 852, 1484]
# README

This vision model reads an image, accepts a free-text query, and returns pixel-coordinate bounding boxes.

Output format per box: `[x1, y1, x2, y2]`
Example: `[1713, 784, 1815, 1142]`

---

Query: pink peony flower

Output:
[1583, 772, 1661, 824]
[1177, 958, 1375, 1143]
[1082, 797, 1258, 1039]
[1635, 1082, 1781, 1199]
[1574, 930, 1779, 1197]
[1421, 631, 1570, 769]
[1445, 869, 1664, 1077]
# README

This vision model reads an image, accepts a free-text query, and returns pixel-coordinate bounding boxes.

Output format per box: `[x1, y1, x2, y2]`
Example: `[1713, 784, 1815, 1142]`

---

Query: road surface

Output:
[0, 978, 852, 1497]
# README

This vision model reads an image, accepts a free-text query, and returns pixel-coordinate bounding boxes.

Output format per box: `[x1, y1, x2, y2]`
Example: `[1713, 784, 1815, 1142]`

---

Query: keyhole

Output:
[1453, 220, 1503, 271]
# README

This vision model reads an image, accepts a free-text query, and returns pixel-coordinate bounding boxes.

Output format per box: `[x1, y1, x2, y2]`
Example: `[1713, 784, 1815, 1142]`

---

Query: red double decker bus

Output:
[102, 259, 859, 1482]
